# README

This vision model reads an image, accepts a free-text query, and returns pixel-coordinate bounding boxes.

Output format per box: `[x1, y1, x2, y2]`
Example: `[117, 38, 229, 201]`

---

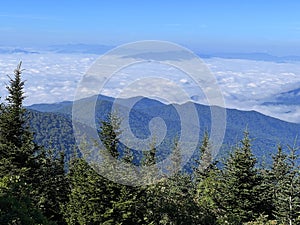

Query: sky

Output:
[1, 0, 300, 55]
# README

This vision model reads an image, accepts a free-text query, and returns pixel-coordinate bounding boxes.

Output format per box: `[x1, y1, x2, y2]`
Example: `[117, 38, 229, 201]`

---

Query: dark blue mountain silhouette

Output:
[27, 95, 300, 166]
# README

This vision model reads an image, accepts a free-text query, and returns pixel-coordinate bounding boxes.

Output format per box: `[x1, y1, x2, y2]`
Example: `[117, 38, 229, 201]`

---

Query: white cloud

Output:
[204, 58, 300, 123]
[0, 53, 97, 105]
[1, 52, 300, 123]
[180, 78, 188, 84]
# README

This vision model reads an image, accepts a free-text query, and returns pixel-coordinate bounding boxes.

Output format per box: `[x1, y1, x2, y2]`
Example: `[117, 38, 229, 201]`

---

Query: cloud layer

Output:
[1, 52, 300, 123]
[0, 53, 96, 105]
[205, 58, 300, 123]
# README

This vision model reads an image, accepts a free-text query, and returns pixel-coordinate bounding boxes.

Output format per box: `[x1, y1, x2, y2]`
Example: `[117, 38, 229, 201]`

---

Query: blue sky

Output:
[1, 0, 300, 55]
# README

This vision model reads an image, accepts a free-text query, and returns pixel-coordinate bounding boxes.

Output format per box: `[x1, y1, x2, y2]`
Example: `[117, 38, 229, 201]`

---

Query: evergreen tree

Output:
[141, 139, 157, 167]
[0, 175, 52, 225]
[255, 162, 274, 221]
[194, 132, 221, 224]
[193, 131, 213, 182]
[3, 61, 26, 147]
[99, 112, 121, 159]
[138, 139, 200, 224]
[270, 145, 290, 221]
[199, 131, 213, 171]
[0, 62, 55, 224]
[0, 62, 69, 224]
[0, 62, 37, 176]
[100, 145, 145, 224]
[33, 150, 69, 224]
[64, 114, 128, 224]
[63, 158, 107, 225]
[64, 154, 138, 225]
[218, 130, 263, 224]
[141, 174, 200, 225]
[139, 138, 160, 187]
[271, 144, 300, 225]
[167, 137, 182, 175]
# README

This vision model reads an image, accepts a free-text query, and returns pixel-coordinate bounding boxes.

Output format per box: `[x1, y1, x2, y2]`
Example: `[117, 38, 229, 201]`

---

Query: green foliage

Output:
[0, 62, 37, 177]
[4, 62, 26, 148]
[151, 174, 200, 224]
[0, 175, 52, 225]
[28, 94, 300, 166]
[63, 158, 107, 224]
[243, 214, 280, 225]
[33, 150, 69, 224]
[27, 110, 76, 157]
[271, 143, 300, 225]
[99, 112, 121, 159]
[196, 167, 221, 224]
[217, 130, 265, 224]
[0, 63, 69, 224]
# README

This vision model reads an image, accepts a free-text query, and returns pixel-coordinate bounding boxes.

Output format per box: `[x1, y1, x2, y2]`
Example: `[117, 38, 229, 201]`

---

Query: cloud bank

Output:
[1, 52, 300, 123]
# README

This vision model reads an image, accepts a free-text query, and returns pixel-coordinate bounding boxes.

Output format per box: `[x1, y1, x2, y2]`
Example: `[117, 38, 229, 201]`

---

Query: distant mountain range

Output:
[27, 95, 300, 166]
[2, 44, 300, 62]
[0, 47, 39, 54]
[263, 87, 300, 106]
[199, 52, 300, 62]
[47, 44, 114, 54]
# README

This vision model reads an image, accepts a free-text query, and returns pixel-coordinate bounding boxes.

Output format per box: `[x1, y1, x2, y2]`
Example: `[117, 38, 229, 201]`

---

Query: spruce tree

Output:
[218, 130, 263, 224]
[33, 150, 69, 224]
[4, 61, 26, 147]
[0, 62, 37, 175]
[136, 139, 201, 225]
[0, 62, 55, 224]
[255, 162, 274, 221]
[0, 62, 69, 224]
[0, 175, 51, 225]
[168, 137, 182, 175]
[271, 144, 300, 225]
[193, 131, 213, 182]
[0, 61, 38, 181]
[271, 145, 290, 221]
[99, 112, 121, 159]
[64, 114, 127, 224]
[195, 132, 221, 224]
[63, 158, 107, 225]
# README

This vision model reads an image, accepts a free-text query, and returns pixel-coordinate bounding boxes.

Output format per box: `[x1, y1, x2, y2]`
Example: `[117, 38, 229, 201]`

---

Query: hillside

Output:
[27, 95, 300, 166]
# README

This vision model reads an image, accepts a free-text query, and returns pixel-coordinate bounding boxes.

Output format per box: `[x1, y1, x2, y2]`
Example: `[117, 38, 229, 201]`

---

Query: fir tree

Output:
[63, 158, 106, 225]
[0, 62, 56, 224]
[194, 132, 220, 224]
[0, 62, 37, 175]
[4, 61, 26, 147]
[64, 115, 125, 224]
[168, 137, 182, 175]
[218, 130, 263, 224]
[99, 112, 121, 159]
[271, 143, 300, 225]
[0, 175, 52, 225]
[33, 150, 69, 224]
[193, 131, 213, 182]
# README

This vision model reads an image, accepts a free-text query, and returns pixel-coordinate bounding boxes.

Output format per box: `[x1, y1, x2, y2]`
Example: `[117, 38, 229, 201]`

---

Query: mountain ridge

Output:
[27, 94, 300, 125]
[2, 44, 300, 62]
[26, 94, 300, 166]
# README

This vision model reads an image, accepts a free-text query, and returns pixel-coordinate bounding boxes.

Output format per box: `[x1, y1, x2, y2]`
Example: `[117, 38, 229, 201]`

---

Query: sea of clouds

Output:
[1, 51, 300, 123]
